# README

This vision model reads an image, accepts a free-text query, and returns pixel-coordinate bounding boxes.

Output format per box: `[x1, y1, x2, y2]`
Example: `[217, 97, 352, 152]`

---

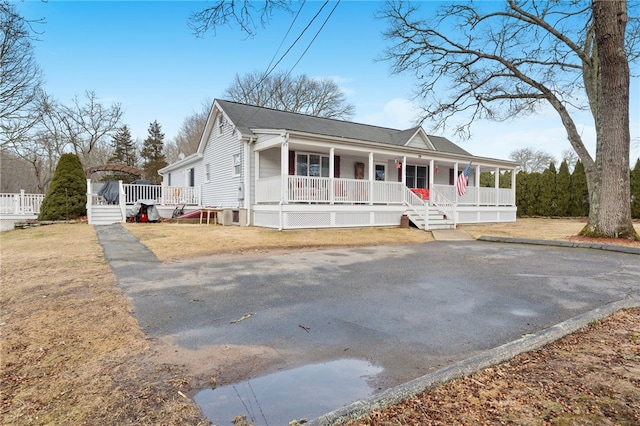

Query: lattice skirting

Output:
[253, 206, 404, 229]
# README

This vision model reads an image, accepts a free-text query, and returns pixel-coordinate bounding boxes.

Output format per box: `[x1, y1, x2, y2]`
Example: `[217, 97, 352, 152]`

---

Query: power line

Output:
[285, 0, 340, 78]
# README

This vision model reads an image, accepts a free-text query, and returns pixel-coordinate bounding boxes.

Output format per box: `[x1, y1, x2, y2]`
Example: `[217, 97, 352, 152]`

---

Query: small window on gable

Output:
[217, 114, 225, 136]
[204, 163, 210, 182]
[232, 154, 241, 176]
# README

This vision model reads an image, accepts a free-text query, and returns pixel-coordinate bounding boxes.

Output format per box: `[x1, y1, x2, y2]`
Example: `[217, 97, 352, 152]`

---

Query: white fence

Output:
[89, 181, 200, 206]
[0, 191, 45, 215]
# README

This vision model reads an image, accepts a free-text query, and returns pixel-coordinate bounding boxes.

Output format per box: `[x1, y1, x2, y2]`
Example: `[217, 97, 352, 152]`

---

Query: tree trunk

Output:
[581, 0, 638, 239]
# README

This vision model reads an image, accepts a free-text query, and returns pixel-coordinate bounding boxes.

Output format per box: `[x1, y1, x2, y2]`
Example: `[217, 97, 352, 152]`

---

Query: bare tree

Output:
[0, 0, 44, 148]
[561, 149, 580, 172]
[381, 0, 639, 239]
[225, 70, 355, 119]
[189, 0, 293, 38]
[165, 99, 211, 163]
[510, 148, 556, 173]
[57, 91, 123, 157]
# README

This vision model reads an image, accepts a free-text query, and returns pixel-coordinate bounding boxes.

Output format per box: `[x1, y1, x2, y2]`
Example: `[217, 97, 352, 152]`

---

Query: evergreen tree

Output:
[538, 162, 557, 216]
[569, 160, 589, 217]
[38, 153, 87, 220]
[515, 171, 528, 217]
[104, 125, 138, 183]
[555, 160, 571, 217]
[524, 172, 542, 216]
[109, 125, 137, 167]
[479, 171, 494, 187]
[631, 158, 640, 219]
[499, 170, 512, 188]
[140, 120, 167, 184]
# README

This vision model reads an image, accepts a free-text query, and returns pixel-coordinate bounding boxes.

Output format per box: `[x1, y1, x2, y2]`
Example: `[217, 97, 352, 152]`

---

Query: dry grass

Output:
[123, 223, 435, 261]
[460, 217, 640, 248]
[0, 224, 208, 425]
[1, 219, 638, 425]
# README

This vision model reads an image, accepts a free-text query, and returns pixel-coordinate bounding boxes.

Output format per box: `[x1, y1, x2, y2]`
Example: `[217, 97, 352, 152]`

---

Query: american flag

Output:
[457, 162, 472, 196]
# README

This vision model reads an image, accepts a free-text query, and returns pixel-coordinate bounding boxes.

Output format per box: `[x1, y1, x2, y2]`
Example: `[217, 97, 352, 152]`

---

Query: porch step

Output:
[406, 210, 455, 230]
[90, 205, 124, 225]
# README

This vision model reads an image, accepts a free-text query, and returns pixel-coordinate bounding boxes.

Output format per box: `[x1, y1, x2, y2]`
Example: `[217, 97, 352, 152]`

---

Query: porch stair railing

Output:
[403, 187, 455, 230]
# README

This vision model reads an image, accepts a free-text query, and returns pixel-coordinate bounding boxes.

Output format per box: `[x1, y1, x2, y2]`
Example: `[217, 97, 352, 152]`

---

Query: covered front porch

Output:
[250, 136, 517, 230]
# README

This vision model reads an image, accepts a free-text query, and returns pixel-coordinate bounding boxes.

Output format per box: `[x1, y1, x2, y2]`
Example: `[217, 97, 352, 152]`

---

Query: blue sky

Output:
[17, 0, 640, 163]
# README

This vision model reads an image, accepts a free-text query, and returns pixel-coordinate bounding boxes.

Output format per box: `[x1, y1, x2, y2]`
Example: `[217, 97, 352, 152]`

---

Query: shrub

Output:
[38, 153, 87, 220]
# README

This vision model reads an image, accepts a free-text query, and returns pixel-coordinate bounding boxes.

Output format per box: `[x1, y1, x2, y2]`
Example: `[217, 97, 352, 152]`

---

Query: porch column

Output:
[454, 162, 459, 203]
[429, 159, 434, 191]
[368, 152, 374, 205]
[402, 156, 407, 184]
[494, 167, 500, 206]
[476, 165, 481, 206]
[329, 148, 335, 204]
[254, 150, 260, 204]
[511, 168, 517, 206]
[281, 141, 289, 203]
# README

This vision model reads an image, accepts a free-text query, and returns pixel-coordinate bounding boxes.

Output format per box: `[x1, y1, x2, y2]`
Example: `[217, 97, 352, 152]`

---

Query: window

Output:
[204, 164, 210, 182]
[296, 153, 329, 177]
[187, 168, 195, 187]
[375, 164, 386, 181]
[232, 154, 241, 176]
[405, 165, 428, 188]
[217, 115, 224, 136]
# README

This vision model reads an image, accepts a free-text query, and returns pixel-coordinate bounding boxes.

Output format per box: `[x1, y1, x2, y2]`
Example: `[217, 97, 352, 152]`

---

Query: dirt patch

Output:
[1, 219, 638, 425]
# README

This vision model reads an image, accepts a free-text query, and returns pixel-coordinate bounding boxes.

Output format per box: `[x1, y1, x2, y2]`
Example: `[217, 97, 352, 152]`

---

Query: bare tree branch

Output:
[189, 0, 294, 38]
[224, 70, 355, 119]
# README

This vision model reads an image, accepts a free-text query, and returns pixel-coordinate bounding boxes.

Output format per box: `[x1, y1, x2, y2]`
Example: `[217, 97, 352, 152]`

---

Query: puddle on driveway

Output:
[195, 358, 383, 425]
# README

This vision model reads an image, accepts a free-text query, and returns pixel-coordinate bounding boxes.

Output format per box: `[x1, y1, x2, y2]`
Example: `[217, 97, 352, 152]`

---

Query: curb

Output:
[308, 297, 640, 425]
[477, 235, 640, 255]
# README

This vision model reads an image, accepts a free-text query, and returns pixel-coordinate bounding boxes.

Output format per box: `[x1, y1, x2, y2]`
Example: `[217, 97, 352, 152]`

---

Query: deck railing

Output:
[256, 176, 406, 204]
[88, 181, 201, 206]
[0, 191, 45, 215]
[433, 184, 515, 206]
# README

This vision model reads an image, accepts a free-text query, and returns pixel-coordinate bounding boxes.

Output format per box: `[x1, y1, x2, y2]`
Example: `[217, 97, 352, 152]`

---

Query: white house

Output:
[158, 99, 518, 230]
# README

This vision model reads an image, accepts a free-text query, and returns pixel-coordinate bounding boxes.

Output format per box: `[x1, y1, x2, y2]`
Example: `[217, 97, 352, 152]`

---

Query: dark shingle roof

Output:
[217, 99, 471, 156]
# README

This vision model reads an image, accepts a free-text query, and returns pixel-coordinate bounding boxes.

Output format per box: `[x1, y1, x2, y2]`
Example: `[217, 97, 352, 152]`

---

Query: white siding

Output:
[406, 133, 429, 149]
[337, 154, 363, 179]
[200, 123, 245, 208]
[259, 148, 281, 178]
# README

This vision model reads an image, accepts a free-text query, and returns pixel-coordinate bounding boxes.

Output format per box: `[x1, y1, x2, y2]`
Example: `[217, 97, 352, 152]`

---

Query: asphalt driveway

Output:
[95, 224, 640, 394]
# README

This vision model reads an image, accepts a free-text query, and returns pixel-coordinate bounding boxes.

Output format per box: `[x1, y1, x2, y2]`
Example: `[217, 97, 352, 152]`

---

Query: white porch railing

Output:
[256, 176, 406, 204]
[429, 187, 455, 224]
[433, 184, 515, 206]
[88, 182, 201, 206]
[0, 191, 45, 215]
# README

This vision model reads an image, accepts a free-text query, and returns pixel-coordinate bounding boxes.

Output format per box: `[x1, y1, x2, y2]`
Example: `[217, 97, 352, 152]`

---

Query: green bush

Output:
[38, 153, 87, 220]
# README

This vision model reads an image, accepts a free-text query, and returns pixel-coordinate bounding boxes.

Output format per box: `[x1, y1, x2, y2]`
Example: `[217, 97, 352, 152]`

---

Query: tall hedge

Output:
[38, 153, 87, 220]
[555, 160, 571, 216]
[631, 158, 640, 219]
[568, 160, 589, 217]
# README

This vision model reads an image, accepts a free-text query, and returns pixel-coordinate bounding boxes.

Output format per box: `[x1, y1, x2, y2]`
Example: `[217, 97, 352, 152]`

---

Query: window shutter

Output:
[397, 164, 402, 182]
[288, 151, 295, 175]
[334, 155, 341, 178]
[449, 168, 455, 185]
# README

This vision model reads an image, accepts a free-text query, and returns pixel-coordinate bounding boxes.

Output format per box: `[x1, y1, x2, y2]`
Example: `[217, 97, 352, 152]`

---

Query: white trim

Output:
[232, 153, 241, 177]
